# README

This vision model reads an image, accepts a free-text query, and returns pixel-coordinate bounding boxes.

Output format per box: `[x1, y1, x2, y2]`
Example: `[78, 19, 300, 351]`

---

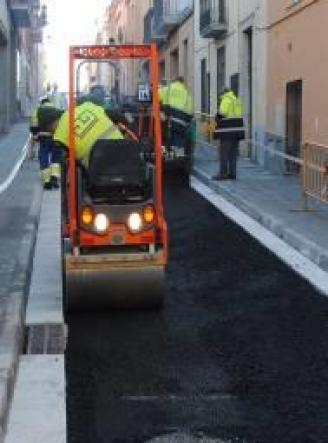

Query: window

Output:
[159, 60, 165, 82]
[183, 39, 188, 83]
[201, 59, 210, 114]
[201, 58, 207, 113]
[230, 73, 239, 95]
[170, 49, 179, 79]
[217, 46, 226, 100]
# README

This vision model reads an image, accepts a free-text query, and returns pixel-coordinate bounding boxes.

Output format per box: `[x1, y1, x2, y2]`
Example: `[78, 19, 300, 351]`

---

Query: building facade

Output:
[194, 0, 268, 159]
[93, 0, 151, 100]
[0, 0, 46, 132]
[144, 0, 195, 91]
[267, 0, 327, 172]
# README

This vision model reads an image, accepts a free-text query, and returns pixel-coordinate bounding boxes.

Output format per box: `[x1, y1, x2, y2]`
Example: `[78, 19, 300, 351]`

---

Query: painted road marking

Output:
[0, 136, 30, 195]
[191, 177, 328, 297]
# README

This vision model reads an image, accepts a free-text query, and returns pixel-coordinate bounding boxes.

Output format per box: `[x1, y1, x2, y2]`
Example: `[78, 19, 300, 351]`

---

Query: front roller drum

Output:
[64, 265, 165, 312]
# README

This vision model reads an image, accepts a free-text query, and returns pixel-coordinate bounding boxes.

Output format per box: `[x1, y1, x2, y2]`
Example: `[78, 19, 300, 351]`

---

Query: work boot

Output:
[43, 182, 52, 190]
[50, 176, 59, 189]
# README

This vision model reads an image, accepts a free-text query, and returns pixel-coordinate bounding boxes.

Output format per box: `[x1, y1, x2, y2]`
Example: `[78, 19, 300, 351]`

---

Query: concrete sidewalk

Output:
[0, 124, 42, 442]
[193, 143, 328, 271]
[5, 187, 66, 443]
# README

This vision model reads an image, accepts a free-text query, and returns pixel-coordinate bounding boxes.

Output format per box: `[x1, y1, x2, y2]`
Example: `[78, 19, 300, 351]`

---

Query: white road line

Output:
[0, 136, 30, 195]
[191, 177, 328, 297]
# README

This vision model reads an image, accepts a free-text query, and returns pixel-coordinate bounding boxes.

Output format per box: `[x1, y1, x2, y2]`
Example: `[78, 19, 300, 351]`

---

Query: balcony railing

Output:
[153, 0, 193, 37]
[143, 8, 153, 44]
[143, 6, 167, 45]
[9, 0, 31, 27]
[200, 0, 227, 39]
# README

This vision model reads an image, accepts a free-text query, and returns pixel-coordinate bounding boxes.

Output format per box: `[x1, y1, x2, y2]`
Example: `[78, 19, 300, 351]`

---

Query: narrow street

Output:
[2, 1, 328, 443]
[66, 176, 328, 443]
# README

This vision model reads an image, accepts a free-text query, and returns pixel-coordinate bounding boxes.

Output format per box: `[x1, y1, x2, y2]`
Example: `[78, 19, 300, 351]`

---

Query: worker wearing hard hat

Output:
[37, 101, 124, 168]
[159, 76, 194, 149]
[30, 97, 62, 189]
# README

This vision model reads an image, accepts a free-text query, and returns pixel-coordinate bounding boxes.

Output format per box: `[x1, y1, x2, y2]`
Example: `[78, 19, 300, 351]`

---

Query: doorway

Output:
[286, 79, 302, 173]
[244, 27, 253, 137]
[170, 49, 179, 79]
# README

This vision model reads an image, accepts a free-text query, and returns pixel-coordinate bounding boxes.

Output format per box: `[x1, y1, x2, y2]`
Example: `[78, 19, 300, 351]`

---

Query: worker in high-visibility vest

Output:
[159, 76, 194, 149]
[213, 87, 244, 181]
[30, 97, 62, 189]
[37, 101, 124, 168]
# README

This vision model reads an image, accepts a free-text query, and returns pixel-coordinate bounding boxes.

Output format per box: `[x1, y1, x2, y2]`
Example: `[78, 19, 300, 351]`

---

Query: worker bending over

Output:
[30, 97, 62, 189]
[37, 101, 124, 168]
[159, 76, 194, 149]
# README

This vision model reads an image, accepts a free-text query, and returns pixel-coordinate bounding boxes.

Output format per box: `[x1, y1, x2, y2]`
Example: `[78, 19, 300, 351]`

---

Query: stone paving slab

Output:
[193, 144, 328, 271]
[5, 355, 66, 443]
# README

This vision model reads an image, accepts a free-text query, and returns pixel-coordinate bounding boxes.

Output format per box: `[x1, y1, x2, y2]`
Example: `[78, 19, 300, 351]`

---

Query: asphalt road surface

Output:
[66, 175, 328, 443]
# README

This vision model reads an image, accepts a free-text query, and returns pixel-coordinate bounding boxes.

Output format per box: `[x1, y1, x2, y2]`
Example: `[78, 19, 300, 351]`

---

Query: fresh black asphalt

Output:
[66, 175, 328, 443]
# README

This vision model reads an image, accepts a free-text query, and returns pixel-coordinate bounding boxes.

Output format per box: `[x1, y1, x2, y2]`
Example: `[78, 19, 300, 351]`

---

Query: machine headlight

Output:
[127, 212, 143, 233]
[94, 213, 109, 233]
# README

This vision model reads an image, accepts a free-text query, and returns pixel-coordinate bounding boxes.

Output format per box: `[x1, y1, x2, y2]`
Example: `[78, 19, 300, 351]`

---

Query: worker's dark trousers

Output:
[169, 121, 186, 148]
[219, 139, 239, 177]
[39, 139, 61, 172]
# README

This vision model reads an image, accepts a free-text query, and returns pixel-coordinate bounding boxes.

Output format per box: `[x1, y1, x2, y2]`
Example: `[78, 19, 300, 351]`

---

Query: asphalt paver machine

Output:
[62, 44, 167, 312]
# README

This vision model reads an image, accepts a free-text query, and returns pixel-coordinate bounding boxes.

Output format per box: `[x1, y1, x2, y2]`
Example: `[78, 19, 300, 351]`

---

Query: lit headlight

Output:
[94, 213, 109, 233]
[127, 212, 143, 233]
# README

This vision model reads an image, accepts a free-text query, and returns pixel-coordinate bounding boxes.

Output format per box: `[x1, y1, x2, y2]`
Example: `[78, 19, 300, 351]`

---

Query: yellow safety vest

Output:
[162, 81, 194, 116]
[54, 102, 123, 164]
[219, 91, 244, 118]
[159, 85, 168, 105]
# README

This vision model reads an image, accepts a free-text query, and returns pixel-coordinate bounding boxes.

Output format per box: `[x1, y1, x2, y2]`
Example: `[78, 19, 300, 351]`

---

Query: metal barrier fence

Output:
[302, 142, 328, 207]
[194, 112, 328, 208]
[194, 112, 253, 158]
[194, 112, 216, 145]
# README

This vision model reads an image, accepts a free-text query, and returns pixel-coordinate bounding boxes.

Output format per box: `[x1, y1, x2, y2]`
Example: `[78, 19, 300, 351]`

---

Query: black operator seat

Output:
[87, 139, 148, 203]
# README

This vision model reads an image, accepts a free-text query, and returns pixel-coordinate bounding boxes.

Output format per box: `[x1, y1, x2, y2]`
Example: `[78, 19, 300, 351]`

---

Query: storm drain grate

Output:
[25, 324, 67, 354]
